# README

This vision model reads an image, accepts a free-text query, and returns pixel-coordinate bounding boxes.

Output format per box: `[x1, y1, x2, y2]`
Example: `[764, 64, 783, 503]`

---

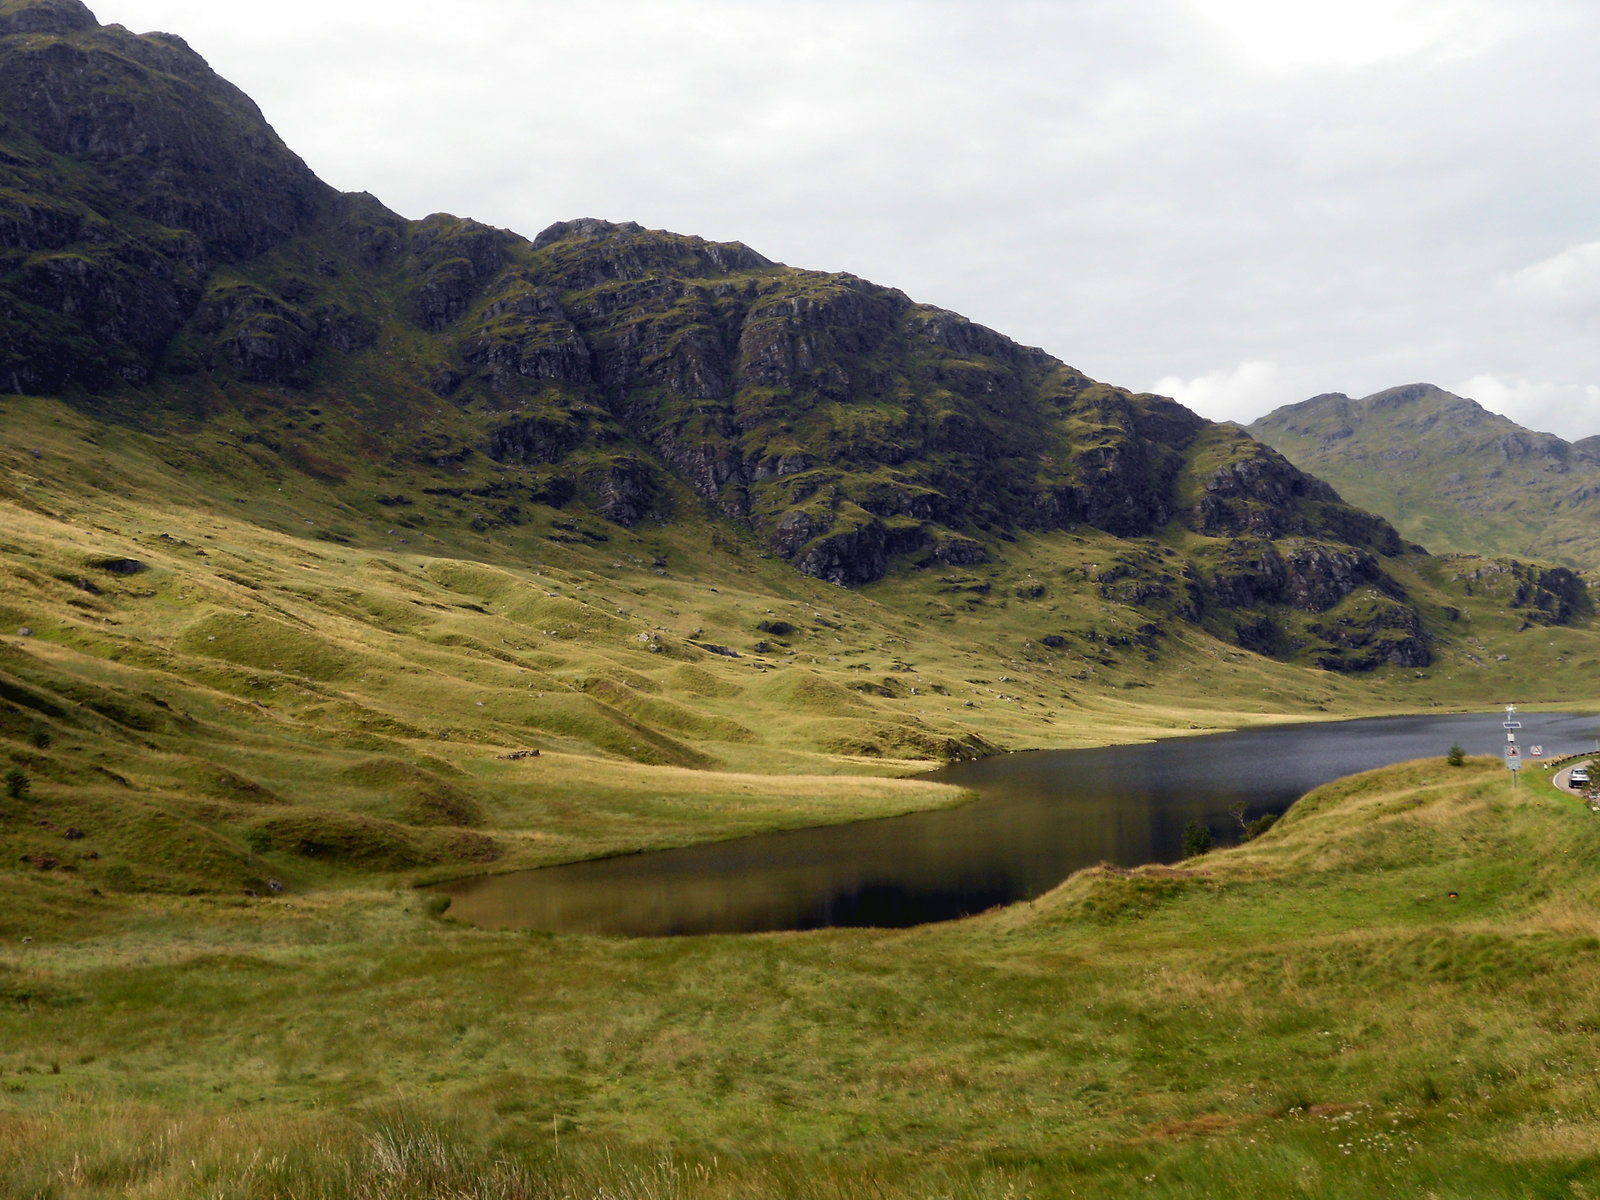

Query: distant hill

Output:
[1248, 384, 1600, 568]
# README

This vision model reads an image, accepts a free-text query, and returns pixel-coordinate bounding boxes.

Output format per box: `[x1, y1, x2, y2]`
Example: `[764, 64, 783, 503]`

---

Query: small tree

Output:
[1245, 812, 1278, 840]
[1446, 744, 1466, 767]
[4, 767, 28, 800]
[1182, 820, 1214, 858]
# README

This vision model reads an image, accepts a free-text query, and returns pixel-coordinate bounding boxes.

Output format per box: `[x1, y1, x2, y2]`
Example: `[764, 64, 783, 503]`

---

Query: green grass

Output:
[8, 29, 1600, 1190]
[5, 759, 1600, 1196]
[4, 391, 1600, 1196]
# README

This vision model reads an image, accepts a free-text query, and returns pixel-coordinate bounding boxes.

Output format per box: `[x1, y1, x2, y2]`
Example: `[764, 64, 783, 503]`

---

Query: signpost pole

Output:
[1505, 703, 1521, 791]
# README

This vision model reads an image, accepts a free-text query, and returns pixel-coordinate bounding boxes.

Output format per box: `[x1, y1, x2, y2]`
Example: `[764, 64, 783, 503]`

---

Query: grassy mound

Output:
[177, 611, 360, 682]
[336, 757, 485, 827]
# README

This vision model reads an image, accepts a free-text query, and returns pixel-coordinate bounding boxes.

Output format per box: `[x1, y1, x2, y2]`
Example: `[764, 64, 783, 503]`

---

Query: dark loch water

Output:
[437, 710, 1598, 937]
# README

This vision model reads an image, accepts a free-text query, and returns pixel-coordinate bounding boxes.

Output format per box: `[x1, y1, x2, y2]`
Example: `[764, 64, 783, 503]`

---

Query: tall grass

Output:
[2, 1104, 1052, 1199]
[6, 762, 1600, 1197]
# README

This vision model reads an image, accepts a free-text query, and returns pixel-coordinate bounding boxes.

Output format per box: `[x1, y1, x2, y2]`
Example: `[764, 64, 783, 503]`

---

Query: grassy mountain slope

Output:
[3, 389, 1597, 915]
[0, 0, 1540, 687]
[1248, 383, 1600, 568]
[0, 0, 1595, 936]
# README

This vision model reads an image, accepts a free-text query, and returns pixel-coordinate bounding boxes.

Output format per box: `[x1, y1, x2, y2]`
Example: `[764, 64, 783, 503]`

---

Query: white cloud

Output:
[1503, 242, 1600, 311]
[1185, 0, 1554, 71]
[1150, 362, 1285, 423]
[1455, 374, 1600, 439]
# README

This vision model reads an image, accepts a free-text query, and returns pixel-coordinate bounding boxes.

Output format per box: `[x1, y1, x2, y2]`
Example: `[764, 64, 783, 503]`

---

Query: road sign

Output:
[1504, 721, 1522, 729]
[1505, 706, 1522, 783]
[1532, 745, 1543, 757]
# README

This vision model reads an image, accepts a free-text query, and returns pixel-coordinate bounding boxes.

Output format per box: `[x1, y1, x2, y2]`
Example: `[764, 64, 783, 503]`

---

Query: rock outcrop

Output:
[0, 0, 329, 389]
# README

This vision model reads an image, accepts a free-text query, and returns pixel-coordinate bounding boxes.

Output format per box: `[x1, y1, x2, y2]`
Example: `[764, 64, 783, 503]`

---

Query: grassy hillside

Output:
[6, 755, 1600, 1197]
[1248, 383, 1600, 568]
[4, 390, 1600, 1199]
[5, 7, 1600, 1196]
[4, 389, 1599, 924]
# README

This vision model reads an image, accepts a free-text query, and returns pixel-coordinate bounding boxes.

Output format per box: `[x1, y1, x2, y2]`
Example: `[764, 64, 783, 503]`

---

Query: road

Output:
[1553, 759, 1595, 796]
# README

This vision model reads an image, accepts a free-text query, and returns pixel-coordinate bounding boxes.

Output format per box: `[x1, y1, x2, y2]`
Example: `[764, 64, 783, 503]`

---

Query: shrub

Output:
[1181, 820, 1213, 858]
[1446, 744, 1466, 767]
[1245, 812, 1278, 840]
[4, 767, 27, 800]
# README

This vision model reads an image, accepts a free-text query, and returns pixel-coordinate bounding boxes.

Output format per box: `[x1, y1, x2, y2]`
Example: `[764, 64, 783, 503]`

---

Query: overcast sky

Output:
[84, 0, 1600, 438]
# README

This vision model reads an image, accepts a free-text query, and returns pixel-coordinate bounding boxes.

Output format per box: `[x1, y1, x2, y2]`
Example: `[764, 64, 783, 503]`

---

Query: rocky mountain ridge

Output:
[0, 0, 1590, 674]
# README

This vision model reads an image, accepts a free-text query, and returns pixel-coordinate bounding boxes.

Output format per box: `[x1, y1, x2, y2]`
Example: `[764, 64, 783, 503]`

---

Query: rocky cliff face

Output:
[10, 0, 1585, 672]
[0, 0, 329, 391]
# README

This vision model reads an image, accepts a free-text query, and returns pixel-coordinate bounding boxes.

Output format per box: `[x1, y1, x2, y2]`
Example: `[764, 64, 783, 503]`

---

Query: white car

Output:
[1570, 767, 1591, 788]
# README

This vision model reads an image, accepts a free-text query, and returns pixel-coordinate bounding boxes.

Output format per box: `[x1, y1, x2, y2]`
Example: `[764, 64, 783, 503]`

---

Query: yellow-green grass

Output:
[6, 391, 1600, 1196]
[2, 390, 1596, 902]
[1, 388, 1597, 912]
[4, 758, 1600, 1197]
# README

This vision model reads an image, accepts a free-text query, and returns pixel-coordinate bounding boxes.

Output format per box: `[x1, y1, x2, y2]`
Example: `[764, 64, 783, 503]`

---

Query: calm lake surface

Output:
[438, 710, 1599, 937]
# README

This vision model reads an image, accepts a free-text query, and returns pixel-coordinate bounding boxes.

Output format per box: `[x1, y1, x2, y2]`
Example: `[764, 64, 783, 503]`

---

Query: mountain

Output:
[1248, 383, 1600, 568]
[0, 0, 1482, 675]
[0, 0, 1596, 853]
